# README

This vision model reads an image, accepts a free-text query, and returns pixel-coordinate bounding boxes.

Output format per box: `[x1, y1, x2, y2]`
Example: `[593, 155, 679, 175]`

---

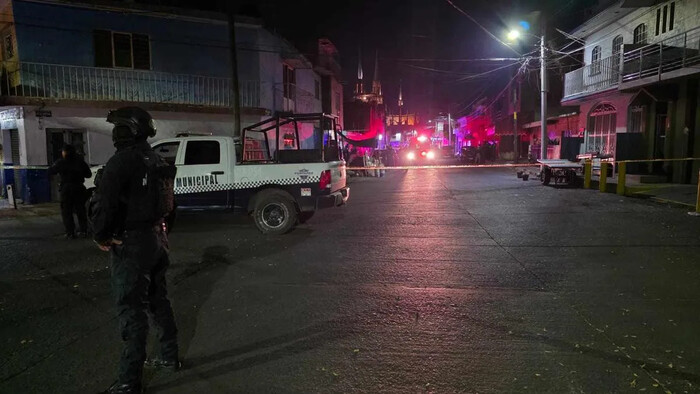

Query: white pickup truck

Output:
[87, 114, 349, 234]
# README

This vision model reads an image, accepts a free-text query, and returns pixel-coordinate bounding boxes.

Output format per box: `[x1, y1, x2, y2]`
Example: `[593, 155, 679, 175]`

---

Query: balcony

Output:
[0, 62, 261, 108]
[563, 55, 621, 101]
[621, 26, 700, 89]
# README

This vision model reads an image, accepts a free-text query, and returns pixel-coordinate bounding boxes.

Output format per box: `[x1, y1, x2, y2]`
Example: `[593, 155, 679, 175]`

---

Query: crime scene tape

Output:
[345, 163, 541, 171]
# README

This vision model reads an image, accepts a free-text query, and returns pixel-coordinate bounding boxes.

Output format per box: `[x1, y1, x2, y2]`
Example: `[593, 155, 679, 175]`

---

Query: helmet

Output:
[106, 106, 157, 139]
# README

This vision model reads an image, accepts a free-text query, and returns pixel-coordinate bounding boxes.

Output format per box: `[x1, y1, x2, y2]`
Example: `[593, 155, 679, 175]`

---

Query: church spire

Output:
[371, 50, 381, 96]
[355, 48, 364, 95]
[357, 48, 364, 81]
[398, 80, 404, 108]
[373, 49, 379, 83]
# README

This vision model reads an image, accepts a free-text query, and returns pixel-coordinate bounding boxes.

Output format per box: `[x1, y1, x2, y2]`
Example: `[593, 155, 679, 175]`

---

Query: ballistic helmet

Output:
[107, 106, 157, 139]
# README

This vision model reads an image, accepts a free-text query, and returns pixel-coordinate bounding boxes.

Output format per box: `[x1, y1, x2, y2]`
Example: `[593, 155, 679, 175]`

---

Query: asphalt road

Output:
[2, 167, 700, 393]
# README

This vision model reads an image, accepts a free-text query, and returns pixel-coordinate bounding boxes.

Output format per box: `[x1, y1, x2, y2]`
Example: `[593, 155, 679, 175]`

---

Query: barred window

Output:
[590, 46, 602, 75]
[634, 24, 647, 44]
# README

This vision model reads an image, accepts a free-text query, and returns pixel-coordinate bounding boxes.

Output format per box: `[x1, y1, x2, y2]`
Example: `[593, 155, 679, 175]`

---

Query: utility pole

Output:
[228, 12, 242, 137]
[512, 70, 519, 163]
[447, 112, 452, 148]
[539, 25, 548, 160]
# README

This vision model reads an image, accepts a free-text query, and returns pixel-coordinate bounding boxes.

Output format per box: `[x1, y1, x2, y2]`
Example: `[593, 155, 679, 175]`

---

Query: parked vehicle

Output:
[86, 113, 349, 234]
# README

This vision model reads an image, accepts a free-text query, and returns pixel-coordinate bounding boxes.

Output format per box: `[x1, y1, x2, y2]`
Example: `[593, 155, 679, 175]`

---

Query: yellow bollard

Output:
[696, 169, 700, 214]
[584, 160, 592, 189]
[599, 162, 608, 192]
[616, 161, 626, 196]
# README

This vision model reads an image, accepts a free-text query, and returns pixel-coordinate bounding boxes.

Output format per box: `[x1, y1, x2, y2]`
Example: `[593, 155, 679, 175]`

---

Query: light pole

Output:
[539, 32, 547, 160]
[508, 23, 548, 161]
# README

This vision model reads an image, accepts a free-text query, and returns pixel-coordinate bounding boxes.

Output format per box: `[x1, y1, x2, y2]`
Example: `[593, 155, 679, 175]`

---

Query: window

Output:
[3, 33, 14, 59]
[93, 30, 151, 70]
[9, 129, 19, 164]
[634, 24, 647, 44]
[669, 2, 675, 31]
[587, 103, 617, 156]
[282, 64, 296, 100]
[612, 36, 623, 77]
[655, 3, 675, 35]
[153, 142, 180, 165]
[662, 4, 668, 34]
[113, 33, 132, 68]
[656, 9, 661, 36]
[132, 34, 151, 70]
[184, 141, 220, 165]
[314, 80, 320, 99]
[629, 106, 645, 134]
[591, 46, 602, 74]
[612, 36, 623, 56]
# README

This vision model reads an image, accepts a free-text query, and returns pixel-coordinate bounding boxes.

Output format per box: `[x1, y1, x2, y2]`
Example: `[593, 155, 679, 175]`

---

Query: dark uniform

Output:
[91, 107, 179, 394]
[48, 145, 91, 237]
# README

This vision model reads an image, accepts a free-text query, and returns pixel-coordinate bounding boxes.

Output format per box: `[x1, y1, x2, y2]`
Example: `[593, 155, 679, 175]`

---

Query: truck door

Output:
[176, 139, 231, 208]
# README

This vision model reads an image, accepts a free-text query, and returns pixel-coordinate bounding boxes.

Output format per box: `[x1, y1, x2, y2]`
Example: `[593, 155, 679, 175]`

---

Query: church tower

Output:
[354, 48, 364, 95]
[371, 50, 382, 103]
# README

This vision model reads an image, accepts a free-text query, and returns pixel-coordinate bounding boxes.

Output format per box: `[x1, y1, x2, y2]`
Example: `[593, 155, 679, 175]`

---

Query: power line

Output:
[443, 0, 521, 56]
[398, 57, 522, 63]
[454, 61, 522, 84]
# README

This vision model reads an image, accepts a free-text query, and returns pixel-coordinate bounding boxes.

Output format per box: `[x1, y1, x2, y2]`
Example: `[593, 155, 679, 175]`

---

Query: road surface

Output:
[2, 167, 700, 393]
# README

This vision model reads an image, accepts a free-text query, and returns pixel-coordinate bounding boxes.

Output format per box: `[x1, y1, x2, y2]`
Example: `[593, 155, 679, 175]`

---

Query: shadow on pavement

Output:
[147, 316, 358, 393]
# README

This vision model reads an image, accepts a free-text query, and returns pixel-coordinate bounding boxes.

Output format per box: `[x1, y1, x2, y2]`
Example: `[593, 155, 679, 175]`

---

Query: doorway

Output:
[46, 128, 87, 201]
[653, 102, 668, 174]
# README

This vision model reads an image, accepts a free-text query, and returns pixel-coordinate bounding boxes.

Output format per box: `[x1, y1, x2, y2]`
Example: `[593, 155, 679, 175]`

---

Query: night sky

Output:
[138, 0, 600, 117]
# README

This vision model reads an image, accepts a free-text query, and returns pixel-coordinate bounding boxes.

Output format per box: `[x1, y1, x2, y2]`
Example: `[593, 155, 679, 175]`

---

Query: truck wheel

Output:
[253, 190, 298, 235]
[298, 211, 315, 224]
[541, 167, 552, 185]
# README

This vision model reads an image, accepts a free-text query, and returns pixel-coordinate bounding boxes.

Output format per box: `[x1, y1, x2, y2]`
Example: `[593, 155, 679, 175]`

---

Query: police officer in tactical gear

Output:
[49, 143, 92, 238]
[91, 106, 180, 394]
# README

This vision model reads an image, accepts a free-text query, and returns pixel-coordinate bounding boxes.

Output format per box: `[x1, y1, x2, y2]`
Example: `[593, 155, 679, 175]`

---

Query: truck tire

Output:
[298, 211, 315, 224]
[541, 167, 552, 185]
[253, 189, 298, 235]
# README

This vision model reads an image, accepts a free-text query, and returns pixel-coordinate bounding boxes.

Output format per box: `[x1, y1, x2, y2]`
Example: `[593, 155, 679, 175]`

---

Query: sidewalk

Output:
[626, 183, 698, 208]
[588, 174, 699, 209]
[0, 198, 61, 218]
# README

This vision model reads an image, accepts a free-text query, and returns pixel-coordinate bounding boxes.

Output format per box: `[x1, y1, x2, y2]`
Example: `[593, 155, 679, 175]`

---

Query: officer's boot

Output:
[103, 381, 142, 394]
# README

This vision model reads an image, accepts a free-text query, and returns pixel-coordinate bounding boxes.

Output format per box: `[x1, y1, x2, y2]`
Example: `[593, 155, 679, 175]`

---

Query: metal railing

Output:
[0, 62, 261, 108]
[622, 26, 700, 83]
[563, 55, 621, 99]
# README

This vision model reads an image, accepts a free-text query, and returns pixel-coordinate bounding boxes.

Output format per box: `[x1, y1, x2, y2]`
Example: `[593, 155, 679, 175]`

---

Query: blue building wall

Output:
[12, 0, 233, 77]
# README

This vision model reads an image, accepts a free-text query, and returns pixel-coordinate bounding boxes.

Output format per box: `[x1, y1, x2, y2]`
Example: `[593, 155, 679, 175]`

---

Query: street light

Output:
[507, 29, 521, 41]
[507, 25, 548, 161]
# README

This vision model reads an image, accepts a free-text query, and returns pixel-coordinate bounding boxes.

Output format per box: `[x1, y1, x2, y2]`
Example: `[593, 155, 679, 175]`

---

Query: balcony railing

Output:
[622, 26, 700, 84]
[563, 55, 621, 100]
[0, 62, 261, 108]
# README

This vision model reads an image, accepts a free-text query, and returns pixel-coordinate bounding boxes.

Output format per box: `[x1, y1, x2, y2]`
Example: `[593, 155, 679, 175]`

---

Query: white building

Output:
[561, 0, 700, 183]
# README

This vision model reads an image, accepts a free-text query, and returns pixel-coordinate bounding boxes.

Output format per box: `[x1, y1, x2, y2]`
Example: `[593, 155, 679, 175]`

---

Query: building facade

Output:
[561, 0, 700, 182]
[0, 0, 323, 202]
